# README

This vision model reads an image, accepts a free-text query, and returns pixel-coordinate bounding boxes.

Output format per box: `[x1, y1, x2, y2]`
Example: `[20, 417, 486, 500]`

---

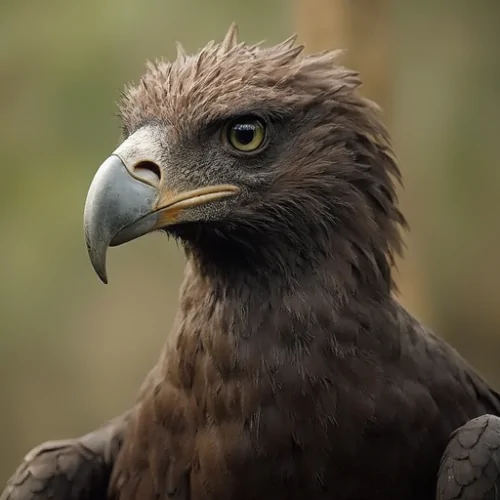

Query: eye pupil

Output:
[233, 124, 256, 145]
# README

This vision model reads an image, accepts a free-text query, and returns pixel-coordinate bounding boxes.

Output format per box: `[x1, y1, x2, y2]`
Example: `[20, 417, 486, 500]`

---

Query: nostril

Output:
[133, 161, 162, 186]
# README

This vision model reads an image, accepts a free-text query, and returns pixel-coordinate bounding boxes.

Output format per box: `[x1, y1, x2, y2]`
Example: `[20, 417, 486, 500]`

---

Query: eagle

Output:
[2, 24, 500, 500]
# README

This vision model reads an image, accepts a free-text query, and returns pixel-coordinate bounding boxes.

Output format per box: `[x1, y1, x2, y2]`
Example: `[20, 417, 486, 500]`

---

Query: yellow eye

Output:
[225, 118, 266, 152]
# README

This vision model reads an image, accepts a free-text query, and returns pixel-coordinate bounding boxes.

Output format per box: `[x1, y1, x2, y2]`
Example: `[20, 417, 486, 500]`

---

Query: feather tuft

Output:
[220, 23, 239, 53]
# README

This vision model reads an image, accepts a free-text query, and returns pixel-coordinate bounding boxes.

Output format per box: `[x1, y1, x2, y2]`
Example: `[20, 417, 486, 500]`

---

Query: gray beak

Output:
[83, 155, 160, 284]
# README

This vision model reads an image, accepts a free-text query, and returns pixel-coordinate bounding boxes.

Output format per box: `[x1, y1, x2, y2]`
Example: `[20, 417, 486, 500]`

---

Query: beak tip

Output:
[84, 234, 110, 285]
[90, 253, 109, 285]
[89, 257, 109, 284]
[96, 268, 109, 285]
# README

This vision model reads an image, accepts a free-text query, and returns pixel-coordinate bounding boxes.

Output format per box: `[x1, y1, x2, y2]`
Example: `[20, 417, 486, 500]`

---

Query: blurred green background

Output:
[1, 0, 499, 484]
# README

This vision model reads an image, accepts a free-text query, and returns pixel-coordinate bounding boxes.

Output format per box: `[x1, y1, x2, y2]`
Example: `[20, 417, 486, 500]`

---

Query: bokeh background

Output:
[1, 0, 499, 484]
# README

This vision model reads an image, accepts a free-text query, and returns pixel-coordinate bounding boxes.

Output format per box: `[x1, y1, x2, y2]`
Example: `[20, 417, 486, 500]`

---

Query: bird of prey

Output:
[2, 24, 500, 500]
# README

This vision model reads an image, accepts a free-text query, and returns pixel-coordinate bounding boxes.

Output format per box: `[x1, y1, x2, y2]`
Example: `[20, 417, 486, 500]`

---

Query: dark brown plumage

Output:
[3, 25, 500, 500]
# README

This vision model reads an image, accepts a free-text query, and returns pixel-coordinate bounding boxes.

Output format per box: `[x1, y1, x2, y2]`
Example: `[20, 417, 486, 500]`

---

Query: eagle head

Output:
[84, 24, 405, 292]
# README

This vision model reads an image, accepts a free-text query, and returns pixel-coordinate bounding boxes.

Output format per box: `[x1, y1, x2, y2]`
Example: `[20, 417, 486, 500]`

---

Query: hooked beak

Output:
[83, 130, 239, 284]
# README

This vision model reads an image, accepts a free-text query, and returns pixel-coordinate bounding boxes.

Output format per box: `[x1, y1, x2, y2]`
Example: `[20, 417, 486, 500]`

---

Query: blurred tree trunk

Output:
[293, 0, 429, 318]
[392, 0, 500, 385]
